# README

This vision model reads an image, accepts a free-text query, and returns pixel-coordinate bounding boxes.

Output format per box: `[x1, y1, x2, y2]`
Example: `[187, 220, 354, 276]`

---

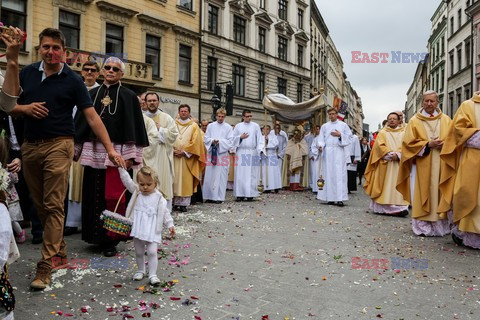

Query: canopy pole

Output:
[264, 105, 269, 189]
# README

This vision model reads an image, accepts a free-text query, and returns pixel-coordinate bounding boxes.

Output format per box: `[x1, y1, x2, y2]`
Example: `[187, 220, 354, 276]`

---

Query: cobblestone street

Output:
[10, 189, 480, 319]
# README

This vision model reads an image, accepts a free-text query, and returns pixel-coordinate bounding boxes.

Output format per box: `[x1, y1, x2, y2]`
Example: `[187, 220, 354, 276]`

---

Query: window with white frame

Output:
[297, 44, 304, 67]
[179, 44, 192, 83]
[233, 15, 246, 45]
[298, 9, 304, 30]
[258, 72, 265, 100]
[59, 10, 80, 49]
[207, 57, 217, 91]
[146, 35, 161, 78]
[106, 23, 124, 57]
[180, 0, 192, 11]
[232, 64, 245, 96]
[1, 0, 27, 50]
[278, 77, 287, 95]
[278, 0, 288, 20]
[208, 4, 219, 34]
[278, 36, 288, 61]
[258, 27, 266, 53]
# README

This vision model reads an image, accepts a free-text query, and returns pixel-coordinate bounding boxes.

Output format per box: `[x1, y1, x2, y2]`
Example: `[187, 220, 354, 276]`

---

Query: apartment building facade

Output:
[200, 0, 311, 123]
[428, 1, 448, 111]
[446, 0, 472, 117]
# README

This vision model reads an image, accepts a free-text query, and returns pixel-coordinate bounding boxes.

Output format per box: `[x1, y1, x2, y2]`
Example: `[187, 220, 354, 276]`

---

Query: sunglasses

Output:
[82, 68, 98, 73]
[104, 65, 121, 72]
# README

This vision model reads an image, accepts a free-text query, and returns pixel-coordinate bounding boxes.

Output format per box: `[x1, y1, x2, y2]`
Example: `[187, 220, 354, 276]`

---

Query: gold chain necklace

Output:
[92, 82, 122, 116]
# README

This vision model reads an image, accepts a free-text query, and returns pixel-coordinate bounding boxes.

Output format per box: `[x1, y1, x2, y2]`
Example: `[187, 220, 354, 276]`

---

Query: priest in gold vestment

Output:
[172, 104, 206, 212]
[396, 90, 451, 236]
[439, 93, 480, 248]
[365, 112, 409, 216]
[285, 126, 308, 191]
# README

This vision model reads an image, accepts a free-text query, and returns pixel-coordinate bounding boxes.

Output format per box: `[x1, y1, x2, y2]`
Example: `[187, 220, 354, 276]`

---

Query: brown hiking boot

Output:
[30, 266, 51, 290]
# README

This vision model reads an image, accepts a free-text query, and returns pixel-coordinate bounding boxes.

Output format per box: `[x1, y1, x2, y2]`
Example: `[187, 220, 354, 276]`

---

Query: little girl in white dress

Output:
[118, 166, 175, 286]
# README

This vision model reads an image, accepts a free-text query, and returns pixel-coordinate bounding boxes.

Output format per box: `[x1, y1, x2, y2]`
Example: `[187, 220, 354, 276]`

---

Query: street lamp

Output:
[211, 94, 221, 121]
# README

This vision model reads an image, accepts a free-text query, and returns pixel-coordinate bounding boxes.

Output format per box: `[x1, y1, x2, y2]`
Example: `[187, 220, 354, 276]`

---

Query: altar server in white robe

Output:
[304, 131, 314, 189]
[203, 108, 234, 203]
[232, 109, 265, 201]
[274, 124, 288, 191]
[261, 125, 280, 193]
[307, 125, 321, 192]
[347, 135, 361, 193]
[316, 108, 353, 206]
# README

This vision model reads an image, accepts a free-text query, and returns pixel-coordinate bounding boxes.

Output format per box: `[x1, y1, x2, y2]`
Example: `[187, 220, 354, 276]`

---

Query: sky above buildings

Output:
[316, 0, 440, 130]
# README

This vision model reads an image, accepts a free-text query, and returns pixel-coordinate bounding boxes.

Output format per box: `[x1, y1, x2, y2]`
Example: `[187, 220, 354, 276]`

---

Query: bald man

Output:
[394, 110, 406, 128]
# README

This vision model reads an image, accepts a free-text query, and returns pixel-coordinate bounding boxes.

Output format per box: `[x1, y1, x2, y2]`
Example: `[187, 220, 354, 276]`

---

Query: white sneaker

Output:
[149, 275, 161, 286]
[132, 271, 145, 281]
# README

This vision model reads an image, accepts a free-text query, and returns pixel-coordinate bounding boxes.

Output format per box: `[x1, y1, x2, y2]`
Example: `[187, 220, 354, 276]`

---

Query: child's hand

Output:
[169, 227, 176, 238]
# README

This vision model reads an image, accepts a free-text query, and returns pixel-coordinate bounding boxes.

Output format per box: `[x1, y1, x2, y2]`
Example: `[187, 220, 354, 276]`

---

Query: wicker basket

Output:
[101, 189, 137, 236]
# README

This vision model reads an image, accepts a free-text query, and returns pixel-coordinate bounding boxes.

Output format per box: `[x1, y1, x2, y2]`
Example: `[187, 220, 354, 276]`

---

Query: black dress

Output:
[357, 144, 370, 184]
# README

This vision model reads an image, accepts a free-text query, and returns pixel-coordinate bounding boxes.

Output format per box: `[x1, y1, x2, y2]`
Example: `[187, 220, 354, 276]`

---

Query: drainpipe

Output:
[198, 0, 203, 119]
[466, 3, 474, 93]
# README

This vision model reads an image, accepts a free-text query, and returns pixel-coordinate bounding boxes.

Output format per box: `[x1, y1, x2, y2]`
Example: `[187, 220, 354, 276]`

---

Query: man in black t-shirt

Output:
[11, 28, 125, 290]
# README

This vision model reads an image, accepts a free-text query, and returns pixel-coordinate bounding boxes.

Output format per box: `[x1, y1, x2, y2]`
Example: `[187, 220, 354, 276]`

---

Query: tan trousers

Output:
[21, 138, 73, 270]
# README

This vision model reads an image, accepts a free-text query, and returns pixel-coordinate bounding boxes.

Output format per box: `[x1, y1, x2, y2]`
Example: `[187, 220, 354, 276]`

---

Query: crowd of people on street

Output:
[1, 27, 480, 320]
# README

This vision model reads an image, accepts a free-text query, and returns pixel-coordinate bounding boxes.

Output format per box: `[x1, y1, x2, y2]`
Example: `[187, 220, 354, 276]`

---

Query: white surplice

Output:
[144, 111, 178, 200]
[202, 121, 234, 201]
[315, 120, 353, 202]
[261, 131, 281, 190]
[347, 136, 361, 172]
[276, 131, 288, 187]
[305, 133, 317, 190]
[309, 134, 321, 192]
[232, 121, 265, 197]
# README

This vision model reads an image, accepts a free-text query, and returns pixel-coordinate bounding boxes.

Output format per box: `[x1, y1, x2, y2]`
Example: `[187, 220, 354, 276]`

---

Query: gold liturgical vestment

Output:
[365, 126, 408, 206]
[285, 138, 308, 174]
[173, 119, 206, 197]
[143, 111, 178, 200]
[440, 95, 480, 234]
[396, 109, 451, 221]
